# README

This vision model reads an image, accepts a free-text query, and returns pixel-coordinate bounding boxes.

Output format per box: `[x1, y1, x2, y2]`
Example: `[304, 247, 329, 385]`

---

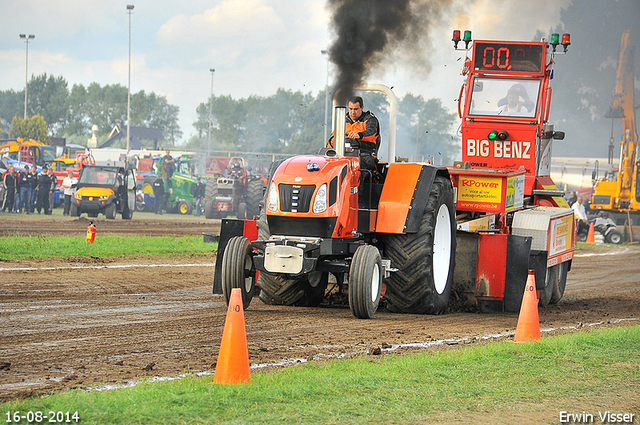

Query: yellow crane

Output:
[592, 31, 639, 226]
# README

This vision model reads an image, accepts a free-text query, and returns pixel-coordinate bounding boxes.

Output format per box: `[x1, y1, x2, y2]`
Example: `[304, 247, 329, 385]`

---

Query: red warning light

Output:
[452, 30, 461, 48]
[561, 33, 571, 52]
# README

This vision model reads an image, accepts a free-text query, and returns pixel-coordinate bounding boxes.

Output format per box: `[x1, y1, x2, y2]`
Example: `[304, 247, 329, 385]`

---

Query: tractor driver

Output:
[327, 96, 380, 170]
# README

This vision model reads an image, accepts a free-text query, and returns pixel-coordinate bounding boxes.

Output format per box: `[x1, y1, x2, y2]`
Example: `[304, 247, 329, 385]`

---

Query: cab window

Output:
[467, 77, 540, 118]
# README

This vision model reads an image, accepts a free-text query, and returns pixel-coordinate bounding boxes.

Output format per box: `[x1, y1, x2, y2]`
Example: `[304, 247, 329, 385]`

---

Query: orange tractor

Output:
[214, 32, 576, 318]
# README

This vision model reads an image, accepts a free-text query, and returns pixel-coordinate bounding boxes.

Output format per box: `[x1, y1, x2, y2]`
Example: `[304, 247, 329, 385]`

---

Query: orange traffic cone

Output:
[514, 271, 541, 343]
[586, 222, 595, 243]
[213, 288, 251, 384]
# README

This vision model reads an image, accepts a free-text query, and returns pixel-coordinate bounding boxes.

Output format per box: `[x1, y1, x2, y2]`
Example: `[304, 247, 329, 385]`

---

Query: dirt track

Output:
[0, 215, 639, 403]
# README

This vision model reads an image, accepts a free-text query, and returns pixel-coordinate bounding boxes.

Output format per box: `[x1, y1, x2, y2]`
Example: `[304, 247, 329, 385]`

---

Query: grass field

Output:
[0, 235, 609, 261]
[0, 235, 215, 260]
[1, 326, 638, 424]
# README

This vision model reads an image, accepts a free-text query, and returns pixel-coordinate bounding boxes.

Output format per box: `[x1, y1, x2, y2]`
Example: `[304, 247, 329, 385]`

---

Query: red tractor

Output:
[214, 32, 576, 318]
[204, 157, 266, 220]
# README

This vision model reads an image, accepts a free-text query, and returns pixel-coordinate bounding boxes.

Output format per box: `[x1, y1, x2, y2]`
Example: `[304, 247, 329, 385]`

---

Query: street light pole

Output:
[208, 68, 215, 157]
[321, 50, 329, 143]
[126, 5, 134, 153]
[19, 34, 35, 119]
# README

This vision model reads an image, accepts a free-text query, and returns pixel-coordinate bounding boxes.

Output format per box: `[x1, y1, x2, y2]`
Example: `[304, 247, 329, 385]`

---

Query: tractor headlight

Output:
[267, 182, 278, 211]
[74, 193, 81, 199]
[313, 184, 327, 213]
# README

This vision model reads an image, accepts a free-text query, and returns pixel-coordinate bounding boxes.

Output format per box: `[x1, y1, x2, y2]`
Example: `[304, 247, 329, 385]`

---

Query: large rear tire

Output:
[204, 180, 218, 219]
[383, 175, 456, 314]
[245, 178, 266, 219]
[221, 236, 256, 310]
[349, 245, 382, 319]
[237, 202, 247, 219]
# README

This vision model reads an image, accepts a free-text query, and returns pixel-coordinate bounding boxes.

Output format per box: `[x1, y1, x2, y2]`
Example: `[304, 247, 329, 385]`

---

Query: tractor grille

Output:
[279, 184, 315, 213]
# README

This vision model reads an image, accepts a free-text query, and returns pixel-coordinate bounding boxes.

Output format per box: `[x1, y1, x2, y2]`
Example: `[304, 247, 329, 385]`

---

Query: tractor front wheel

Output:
[221, 236, 256, 310]
[349, 245, 382, 319]
[178, 200, 193, 215]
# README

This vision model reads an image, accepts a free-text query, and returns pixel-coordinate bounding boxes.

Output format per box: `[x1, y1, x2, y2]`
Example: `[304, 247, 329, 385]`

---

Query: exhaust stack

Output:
[334, 106, 346, 157]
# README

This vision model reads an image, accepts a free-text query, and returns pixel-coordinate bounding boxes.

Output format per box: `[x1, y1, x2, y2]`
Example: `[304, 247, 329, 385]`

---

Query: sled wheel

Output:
[550, 261, 569, 304]
[538, 266, 555, 307]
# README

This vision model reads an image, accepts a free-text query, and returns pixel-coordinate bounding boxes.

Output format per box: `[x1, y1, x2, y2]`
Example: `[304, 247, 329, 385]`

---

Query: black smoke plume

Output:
[327, 0, 451, 104]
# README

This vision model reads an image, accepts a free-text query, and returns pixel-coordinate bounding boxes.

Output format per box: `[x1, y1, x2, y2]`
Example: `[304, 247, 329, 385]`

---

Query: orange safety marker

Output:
[586, 222, 595, 243]
[514, 271, 541, 343]
[213, 288, 250, 384]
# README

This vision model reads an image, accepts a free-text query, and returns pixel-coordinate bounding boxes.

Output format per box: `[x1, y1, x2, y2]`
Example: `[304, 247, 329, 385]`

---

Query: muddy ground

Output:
[1, 215, 639, 412]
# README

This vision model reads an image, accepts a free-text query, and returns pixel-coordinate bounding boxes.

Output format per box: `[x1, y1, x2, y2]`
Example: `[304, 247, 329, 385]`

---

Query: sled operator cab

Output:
[455, 32, 570, 205]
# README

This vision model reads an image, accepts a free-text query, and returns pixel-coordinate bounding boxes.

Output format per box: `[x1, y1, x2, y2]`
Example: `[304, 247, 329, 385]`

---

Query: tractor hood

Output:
[266, 154, 360, 238]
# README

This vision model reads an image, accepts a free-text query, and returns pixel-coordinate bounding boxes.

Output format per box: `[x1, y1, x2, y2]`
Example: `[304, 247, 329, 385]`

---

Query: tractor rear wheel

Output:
[204, 180, 218, 219]
[383, 175, 456, 314]
[245, 178, 266, 219]
[349, 245, 382, 319]
[550, 261, 569, 304]
[221, 236, 256, 310]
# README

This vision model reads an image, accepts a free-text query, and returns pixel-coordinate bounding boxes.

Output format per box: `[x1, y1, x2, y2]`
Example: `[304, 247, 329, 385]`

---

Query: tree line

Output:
[0, 73, 182, 145]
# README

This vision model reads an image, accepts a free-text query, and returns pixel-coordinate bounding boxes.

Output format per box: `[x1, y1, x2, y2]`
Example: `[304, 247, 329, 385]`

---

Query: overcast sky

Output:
[0, 0, 575, 143]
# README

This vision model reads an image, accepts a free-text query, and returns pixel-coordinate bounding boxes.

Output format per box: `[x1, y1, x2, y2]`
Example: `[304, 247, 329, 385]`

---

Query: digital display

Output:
[473, 42, 544, 74]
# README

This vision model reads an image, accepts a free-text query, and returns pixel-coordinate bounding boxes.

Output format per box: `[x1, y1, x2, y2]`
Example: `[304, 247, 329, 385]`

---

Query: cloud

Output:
[157, 0, 284, 46]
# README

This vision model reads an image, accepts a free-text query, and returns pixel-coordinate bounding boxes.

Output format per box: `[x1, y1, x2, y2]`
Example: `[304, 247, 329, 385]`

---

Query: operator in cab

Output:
[327, 96, 380, 170]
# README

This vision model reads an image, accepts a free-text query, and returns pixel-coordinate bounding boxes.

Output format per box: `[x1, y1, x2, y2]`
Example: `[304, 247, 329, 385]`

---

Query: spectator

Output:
[47, 167, 57, 213]
[36, 166, 52, 215]
[572, 196, 589, 235]
[19, 165, 37, 214]
[190, 179, 205, 216]
[152, 177, 165, 215]
[62, 169, 78, 216]
[28, 165, 38, 213]
[16, 167, 27, 213]
[1, 164, 17, 213]
[567, 191, 577, 207]
[163, 150, 175, 193]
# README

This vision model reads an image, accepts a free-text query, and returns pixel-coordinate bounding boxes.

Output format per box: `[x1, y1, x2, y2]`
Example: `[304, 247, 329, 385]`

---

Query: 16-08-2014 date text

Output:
[6, 411, 79, 423]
